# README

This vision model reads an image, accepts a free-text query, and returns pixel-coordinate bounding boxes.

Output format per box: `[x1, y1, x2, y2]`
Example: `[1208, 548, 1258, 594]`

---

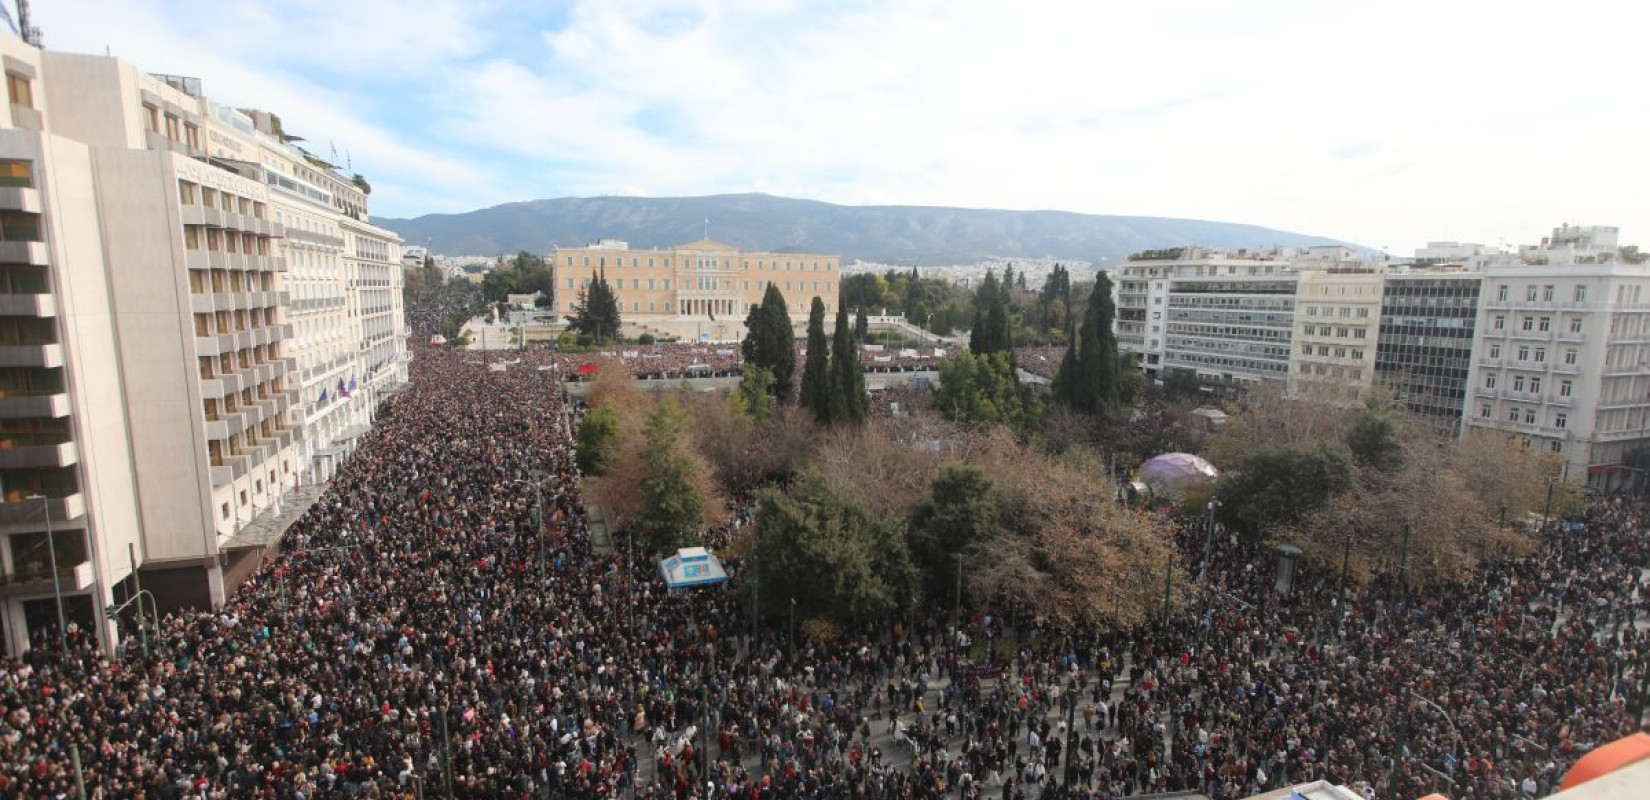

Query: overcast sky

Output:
[34, 0, 1649, 252]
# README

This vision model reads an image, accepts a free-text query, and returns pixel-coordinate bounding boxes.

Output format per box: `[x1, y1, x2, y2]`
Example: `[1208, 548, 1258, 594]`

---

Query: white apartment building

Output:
[0, 34, 405, 654]
[1465, 225, 1650, 478]
[1115, 246, 1298, 394]
[342, 216, 408, 430]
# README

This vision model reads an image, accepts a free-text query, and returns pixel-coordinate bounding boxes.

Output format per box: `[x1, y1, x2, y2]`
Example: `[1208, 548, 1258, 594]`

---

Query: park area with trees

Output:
[577, 261, 1578, 646]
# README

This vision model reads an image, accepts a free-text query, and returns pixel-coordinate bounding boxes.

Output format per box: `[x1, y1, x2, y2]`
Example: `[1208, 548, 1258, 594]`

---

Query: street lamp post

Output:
[105, 590, 160, 659]
[507, 473, 547, 576]
[26, 494, 68, 655]
[1409, 691, 1463, 776]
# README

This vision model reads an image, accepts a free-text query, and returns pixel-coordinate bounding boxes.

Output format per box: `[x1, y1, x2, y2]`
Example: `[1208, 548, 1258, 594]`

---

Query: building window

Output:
[1489, 344, 1501, 358]
[1523, 409, 1536, 424]
[5, 72, 31, 108]
[1564, 349, 1577, 365]
[221, 502, 230, 520]
[1530, 377, 1541, 393]
[1574, 285, 1587, 303]
[1302, 325, 1314, 336]
[1550, 441, 1562, 453]
[1569, 317, 1582, 333]
[1507, 406, 1520, 422]
[1497, 284, 1508, 301]
[1525, 285, 1537, 302]
[0, 160, 33, 188]
[1480, 404, 1491, 418]
[1538, 316, 1550, 332]
[1517, 346, 1529, 361]
[1560, 380, 1573, 397]
[1512, 375, 1525, 392]
[1493, 315, 1505, 330]
[1542, 285, 1555, 301]
[1521, 316, 1534, 331]
[1534, 348, 1546, 363]
[1485, 374, 1497, 389]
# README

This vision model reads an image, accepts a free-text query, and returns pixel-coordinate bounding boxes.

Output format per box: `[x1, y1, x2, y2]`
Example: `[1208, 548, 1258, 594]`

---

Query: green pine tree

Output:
[800, 297, 831, 423]
[635, 399, 706, 553]
[742, 284, 795, 403]
[1053, 273, 1123, 414]
[855, 305, 869, 340]
[568, 268, 622, 342]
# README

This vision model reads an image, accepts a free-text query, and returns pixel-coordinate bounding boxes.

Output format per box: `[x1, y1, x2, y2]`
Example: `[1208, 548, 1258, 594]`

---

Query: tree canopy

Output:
[825, 304, 868, 426]
[747, 475, 917, 625]
[1053, 273, 1137, 414]
[799, 298, 831, 424]
[634, 399, 707, 553]
[969, 270, 1014, 356]
[567, 269, 622, 343]
[741, 284, 796, 402]
[935, 350, 1039, 430]
[575, 403, 620, 476]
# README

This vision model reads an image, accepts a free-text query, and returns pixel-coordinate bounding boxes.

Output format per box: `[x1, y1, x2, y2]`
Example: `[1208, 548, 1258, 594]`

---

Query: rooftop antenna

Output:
[704, 216, 710, 241]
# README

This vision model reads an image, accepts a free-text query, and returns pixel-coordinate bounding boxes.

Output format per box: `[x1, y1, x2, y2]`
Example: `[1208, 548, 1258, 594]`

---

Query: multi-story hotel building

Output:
[1465, 225, 1650, 476]
[1114, 247, 1298, 394]
[553, 239, 841, 340]
[0, 34, 405, 654]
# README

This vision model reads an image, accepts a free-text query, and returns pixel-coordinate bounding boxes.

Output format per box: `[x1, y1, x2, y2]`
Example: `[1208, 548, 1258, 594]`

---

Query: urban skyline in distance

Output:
[30, 0, 1650, 255]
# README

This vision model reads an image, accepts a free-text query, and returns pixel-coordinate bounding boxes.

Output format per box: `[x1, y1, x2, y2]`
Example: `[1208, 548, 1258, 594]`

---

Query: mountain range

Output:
[375, 193, 1353, 266]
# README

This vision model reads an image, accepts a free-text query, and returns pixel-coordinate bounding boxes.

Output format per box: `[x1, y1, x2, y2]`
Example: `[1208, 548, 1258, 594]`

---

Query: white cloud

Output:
[30, 0, 1650, 250]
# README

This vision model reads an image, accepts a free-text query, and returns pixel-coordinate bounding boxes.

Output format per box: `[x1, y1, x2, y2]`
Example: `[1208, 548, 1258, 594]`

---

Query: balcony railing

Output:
[0, 560, 94, 591]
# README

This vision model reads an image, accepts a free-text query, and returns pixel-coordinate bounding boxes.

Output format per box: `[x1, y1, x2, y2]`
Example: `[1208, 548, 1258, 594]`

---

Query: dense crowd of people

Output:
[0, 317, 1644, 799]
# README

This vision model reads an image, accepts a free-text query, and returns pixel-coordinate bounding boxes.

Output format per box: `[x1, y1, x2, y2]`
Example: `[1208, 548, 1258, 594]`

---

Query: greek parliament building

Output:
[0, 33, 408, 654]
[553, 239, 842, 340]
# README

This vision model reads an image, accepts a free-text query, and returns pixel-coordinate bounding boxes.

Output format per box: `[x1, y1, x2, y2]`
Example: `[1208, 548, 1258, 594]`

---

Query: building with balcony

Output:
[0, 32, 403, 654]
[1464, 225, 1650, 476]
[553, 239, 840, 341]
[1114, 246, 1299, 395]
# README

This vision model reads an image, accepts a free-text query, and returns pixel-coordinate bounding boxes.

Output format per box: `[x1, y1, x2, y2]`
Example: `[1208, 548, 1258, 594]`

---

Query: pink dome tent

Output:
[1138, 452, 1219, 499]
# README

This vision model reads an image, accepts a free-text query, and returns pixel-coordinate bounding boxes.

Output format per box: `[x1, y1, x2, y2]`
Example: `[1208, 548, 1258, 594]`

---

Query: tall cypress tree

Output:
[743, 283, 795, 403]
[1054, 273, 1121, 414]
[855, 305, 869, 339]
[569, 268, 622, 342]
[969, 270, 1000, 355]
[827, 304, 868, 425]
[800, 297, 831, 423]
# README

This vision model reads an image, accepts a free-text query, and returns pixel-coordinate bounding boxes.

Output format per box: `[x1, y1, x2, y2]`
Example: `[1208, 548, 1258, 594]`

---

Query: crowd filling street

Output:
[1, 318, 1647, 800]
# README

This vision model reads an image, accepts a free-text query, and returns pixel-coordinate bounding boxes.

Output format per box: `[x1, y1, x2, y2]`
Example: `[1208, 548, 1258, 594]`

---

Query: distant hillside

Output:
[375, 193, 1354, 266]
